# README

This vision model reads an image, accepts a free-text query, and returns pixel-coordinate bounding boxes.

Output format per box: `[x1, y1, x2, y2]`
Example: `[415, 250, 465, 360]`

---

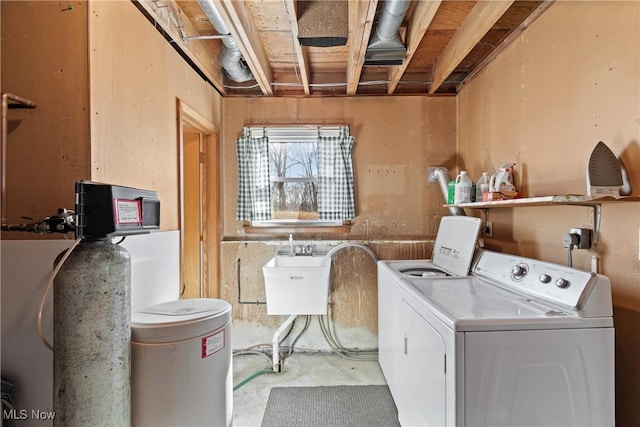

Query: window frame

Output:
[245, 125, 351, 230]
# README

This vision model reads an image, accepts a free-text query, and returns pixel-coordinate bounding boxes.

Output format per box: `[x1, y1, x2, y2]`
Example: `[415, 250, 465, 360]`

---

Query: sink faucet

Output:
[289, 234, 294, 256]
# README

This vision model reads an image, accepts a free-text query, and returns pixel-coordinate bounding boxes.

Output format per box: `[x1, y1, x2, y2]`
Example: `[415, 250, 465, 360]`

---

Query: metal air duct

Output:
[428, 166, 466, 216]
[197, 0, 254, 82]
[364, 0, 411, 66]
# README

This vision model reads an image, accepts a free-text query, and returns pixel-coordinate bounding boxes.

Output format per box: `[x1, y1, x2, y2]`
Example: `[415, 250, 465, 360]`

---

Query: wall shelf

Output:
[445, 195, 640, 209]
[445, 195, 640, 246]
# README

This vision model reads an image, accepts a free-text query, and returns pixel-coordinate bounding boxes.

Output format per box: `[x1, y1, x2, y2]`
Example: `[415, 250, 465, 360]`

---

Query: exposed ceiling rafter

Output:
[456, 0, 556, 92]
[387, 0, 441, 94]
[212, 0, 273, 95]
[429, 0, 515, 94]
[347, 0, 379, 95]
[283, 0, 310, 95]
[135, 1, 553, 97]
[135, 0, 226, 94]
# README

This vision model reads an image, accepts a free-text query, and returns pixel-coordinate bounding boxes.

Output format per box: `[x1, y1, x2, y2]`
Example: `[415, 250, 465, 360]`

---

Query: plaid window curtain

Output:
[236, 129, 271, 221]
[317, 126, 355, 220]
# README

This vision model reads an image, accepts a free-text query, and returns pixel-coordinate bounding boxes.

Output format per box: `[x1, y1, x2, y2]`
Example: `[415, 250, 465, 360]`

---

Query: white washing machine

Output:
[131, 298, 232, 427]
[378, 216, 482, 399]
[380, 249, 615, 426]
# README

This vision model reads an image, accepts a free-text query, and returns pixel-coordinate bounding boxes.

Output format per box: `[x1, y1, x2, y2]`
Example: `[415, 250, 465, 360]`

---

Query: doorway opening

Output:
[178, 100, 219, 298]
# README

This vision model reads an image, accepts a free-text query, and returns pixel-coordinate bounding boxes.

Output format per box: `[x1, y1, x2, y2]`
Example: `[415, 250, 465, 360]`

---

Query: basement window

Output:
[236, 126, 355, 229]
[267, 140, 321, 223]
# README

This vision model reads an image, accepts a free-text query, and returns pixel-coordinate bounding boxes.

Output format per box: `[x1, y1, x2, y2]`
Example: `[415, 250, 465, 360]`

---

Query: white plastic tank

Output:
[131, 298, 232, 426]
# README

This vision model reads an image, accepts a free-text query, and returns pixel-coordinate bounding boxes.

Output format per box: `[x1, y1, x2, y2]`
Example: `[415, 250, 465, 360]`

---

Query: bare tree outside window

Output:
[268, 141, 318, 220]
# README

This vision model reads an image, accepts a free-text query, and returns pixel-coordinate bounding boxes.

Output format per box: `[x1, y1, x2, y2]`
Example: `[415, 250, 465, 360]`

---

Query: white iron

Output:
[586, 141, 622, 197]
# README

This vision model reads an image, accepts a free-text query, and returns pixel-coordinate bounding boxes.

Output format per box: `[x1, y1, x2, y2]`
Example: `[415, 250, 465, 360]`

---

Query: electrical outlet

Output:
[485, 221, 493, 238]
[569, 227, 592, 249]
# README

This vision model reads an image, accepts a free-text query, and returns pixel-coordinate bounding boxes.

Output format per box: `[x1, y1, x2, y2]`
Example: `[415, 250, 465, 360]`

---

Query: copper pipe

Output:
[1, 93, 36, 222]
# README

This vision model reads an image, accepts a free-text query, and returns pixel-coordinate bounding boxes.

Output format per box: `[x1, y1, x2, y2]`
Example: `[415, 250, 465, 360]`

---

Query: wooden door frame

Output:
[177, 99, 220, 298]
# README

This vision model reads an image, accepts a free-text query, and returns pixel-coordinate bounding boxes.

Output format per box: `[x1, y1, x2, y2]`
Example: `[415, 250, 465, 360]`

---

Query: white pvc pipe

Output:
[272, 314, 297, 372]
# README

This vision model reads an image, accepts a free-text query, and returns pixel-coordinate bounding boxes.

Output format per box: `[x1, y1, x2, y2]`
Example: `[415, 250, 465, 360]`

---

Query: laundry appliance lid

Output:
[431, 216, 482, 277]
[402, 277, 613, 332]
[132, 298, 231, 343]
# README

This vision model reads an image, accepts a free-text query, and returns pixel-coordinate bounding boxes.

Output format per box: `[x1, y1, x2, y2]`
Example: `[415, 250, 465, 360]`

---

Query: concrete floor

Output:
[232, 351, 387, 427]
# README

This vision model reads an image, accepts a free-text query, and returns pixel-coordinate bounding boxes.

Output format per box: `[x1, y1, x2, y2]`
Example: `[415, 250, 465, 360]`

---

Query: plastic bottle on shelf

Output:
[454, 171, 472, 204]
[476, 172, 490, 202]
[447, 180, 455, 204]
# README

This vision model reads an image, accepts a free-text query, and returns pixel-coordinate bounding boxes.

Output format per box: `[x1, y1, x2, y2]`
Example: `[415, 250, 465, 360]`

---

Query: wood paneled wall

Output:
[219, 96, 457, 347]
[1, 1, 90, 233]
[221, 96, 458, 241]
[88, 0, 222, 231]
[1, 1, 223, 239]
[457, 2, 640, 425]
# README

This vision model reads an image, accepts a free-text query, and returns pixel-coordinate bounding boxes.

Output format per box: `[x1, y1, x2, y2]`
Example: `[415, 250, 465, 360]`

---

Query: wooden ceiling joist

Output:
[429, 0, 515, 94]
[283, 0, 310, 95]
[136, 0, 226, 94]
[346, 0, 379, 95]
[387, 0, 442, 94]
[214, 0, 274, 95]
[136, 1, 554, 97]
[456, 0, 556, 92]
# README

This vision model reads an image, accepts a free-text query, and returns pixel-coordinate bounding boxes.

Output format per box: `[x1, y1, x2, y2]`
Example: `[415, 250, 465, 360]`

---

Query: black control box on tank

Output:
[74, 180, 160, 239]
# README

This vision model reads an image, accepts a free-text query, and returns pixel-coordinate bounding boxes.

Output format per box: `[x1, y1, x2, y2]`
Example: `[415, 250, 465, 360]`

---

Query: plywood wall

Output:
[456, 2, 640, 424]
[459, 1, 640, 306]
[88, 1, 222, 231]
[1, 1, 223, 238]
[1, 1, 90, 232]
[219, 96, 456, 348]
[222, 96, 457, 240]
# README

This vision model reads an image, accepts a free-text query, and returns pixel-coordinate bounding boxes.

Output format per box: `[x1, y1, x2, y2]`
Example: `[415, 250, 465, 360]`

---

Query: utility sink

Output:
[262, 255, 331, 315]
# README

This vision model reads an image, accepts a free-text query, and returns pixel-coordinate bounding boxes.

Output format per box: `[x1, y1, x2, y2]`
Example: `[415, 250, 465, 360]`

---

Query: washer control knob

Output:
[539, 274, 552, 284]
[511, 264, 528, 280]
[555, 278, 570, 288]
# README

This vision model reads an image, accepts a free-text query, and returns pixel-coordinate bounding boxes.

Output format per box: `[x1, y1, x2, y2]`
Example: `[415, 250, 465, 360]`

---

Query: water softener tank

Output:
[131, 298, 232, 426]
[54, 238, 131, 426]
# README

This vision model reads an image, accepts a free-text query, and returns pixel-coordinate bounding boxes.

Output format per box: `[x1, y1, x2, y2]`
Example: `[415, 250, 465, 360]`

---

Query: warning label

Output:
[201, 330, 225, 358]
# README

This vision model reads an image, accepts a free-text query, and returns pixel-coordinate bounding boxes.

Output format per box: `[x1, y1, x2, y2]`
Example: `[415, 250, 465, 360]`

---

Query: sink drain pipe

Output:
[272, 314, 297, 372]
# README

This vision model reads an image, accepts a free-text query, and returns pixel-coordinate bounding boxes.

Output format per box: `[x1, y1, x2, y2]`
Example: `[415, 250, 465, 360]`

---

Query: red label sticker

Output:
[114, 199, 142, 224]
[201, 329, 225, 358]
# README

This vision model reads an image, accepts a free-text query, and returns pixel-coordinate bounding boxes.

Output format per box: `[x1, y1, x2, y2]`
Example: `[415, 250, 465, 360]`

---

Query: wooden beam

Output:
[215, 0, 273, 95]
[429, 0, 515, 94]
[387, 0, 441, 94]
[136, 0, 226, 94]
[457, 0, 556, 91]
[346, 0, 378, 95]
[283, 0, 310, 95]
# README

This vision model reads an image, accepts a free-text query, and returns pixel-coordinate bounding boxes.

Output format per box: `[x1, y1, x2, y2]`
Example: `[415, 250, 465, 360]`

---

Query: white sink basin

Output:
[262, 255, 331, 315]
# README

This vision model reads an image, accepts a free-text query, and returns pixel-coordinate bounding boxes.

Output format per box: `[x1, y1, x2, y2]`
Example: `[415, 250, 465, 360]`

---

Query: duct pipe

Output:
[197, 0, 254, 82]
[367, 0, 411, 50]
[428, 166, 466, 216]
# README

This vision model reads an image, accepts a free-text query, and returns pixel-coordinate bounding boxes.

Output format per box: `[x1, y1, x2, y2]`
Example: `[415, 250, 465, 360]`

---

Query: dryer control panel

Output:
[473, 250, 610, 315]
